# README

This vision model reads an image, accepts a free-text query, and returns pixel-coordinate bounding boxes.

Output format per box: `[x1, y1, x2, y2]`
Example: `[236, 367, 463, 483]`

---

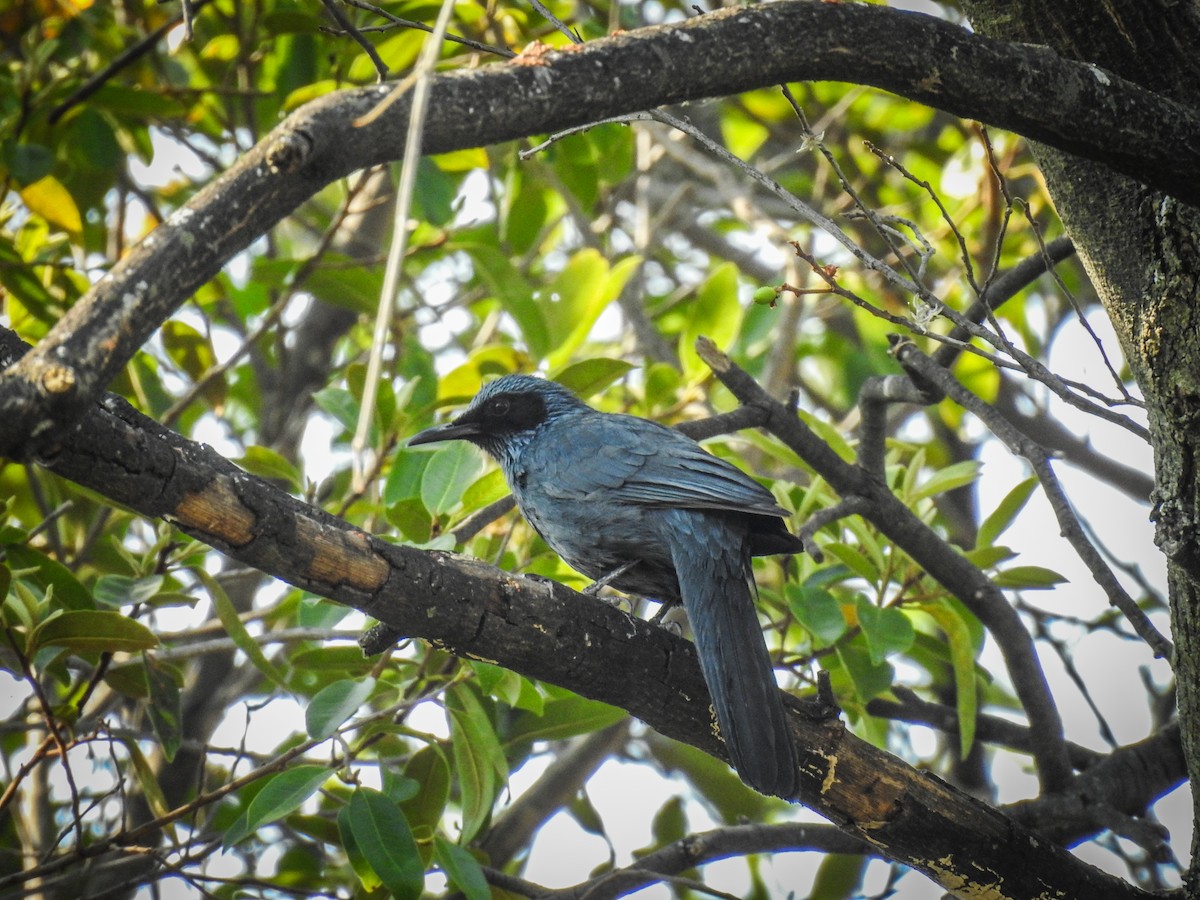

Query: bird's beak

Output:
[407, 419, 481, 447]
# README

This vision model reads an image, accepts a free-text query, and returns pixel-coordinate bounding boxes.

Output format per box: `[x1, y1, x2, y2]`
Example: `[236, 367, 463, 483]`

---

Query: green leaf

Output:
[823, 542, 880, 584]
[119, 738, 174, 836]
[450, 684, 509, 785]
[459, 468, 509, 512]
[786, 585, 847, 644]
[305, 259, 384, 314]
[473, 661, 544, 714]
[446, 683, 507, 842]
[977, 476, 1038, 548]
[305, 677, 376, 740]
[313, 386, 359, 433]
[225, 766, 330, 848]
[20, 175, 82, 233]
[68, 109, 122, 170]
[381, 770, 421, 804]
[992, 565, 1068, 589]
[830, 641, 895, 705]
[681, 263, 742, 379]
[461, 243, 547, 357]
[419, 442, 482, 515]
[543, 250, 631, 370]
[5, 143, 54, 185]
[384, 449, 432, 506]
[415, 156, 456, 225]
[4, 545, 93, 611]
[915, 599, 979, 757]
[434, 836, 489, 900]
[197, 569, 289, 691]
[144, 654, 183, 762]
[398, 744, 451, 834]
[93, 574, 164, 609]
[910, 460, 981, 501]
[551, 358, 634, 397]
[809, 854, 868, 900]
[281, 78, 340, 111]
[962, 545, 1017, 569]
[844, 516, 887, 580]
[337, 802, 378, 892]
[799, 408, 856, 463]
[161, 320, 217, 383]
[854, 597, 914, 666]
[236, 446, 301, 491]
[386, 498, 434, 543]
[648, 736, 776, 822]
[500, 166, 549, 254]
[32, 610, 158, 653]
[509, 694, 626, 745]
[570, 790, 611, 840]
[343, 788, 423, 900]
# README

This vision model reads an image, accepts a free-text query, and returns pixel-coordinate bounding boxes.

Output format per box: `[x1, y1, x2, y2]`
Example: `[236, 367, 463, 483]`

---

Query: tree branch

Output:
[0, 324, 1153, 898]
[3, 0, 1198, 460]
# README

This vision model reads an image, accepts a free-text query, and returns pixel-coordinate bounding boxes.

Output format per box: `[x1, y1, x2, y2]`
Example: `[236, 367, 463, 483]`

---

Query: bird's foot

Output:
[658, 618, 683, 638]
[601, 594, 634, 614]
[359, 623, 404, 656]
[785, 670, 843, 721]
[648, 600, 677, 626]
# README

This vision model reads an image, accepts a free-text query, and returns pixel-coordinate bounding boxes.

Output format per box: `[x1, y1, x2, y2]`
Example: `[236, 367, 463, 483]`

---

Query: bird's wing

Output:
[535, 413, 789, 518]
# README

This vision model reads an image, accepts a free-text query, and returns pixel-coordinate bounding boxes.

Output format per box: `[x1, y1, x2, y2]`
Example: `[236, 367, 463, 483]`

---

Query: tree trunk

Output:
[961, 0, 1200, 887]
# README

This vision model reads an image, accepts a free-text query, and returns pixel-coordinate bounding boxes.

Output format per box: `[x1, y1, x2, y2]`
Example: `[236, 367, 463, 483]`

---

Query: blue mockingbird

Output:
[409, 374, 801, 797]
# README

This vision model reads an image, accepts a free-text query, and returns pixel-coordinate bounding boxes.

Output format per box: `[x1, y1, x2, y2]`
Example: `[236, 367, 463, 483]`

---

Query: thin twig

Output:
[320, 0, 388, 80]
[520, 112, 655, 159]
[529, 0, 583, 44]
[892, 339, 1172, 660]
[341, 0, 514, 57]
[932, 236, 1076, 368]
[865, 138, 981, 295]
[3, 629, 85, 850]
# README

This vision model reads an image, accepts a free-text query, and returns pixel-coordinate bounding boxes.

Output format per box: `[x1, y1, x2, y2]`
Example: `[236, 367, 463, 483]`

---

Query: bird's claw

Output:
[660, 618, 683, 638]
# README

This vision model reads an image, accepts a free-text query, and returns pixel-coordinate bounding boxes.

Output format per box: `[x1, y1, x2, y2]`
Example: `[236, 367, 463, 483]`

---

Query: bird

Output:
[408, 374, 801, 798]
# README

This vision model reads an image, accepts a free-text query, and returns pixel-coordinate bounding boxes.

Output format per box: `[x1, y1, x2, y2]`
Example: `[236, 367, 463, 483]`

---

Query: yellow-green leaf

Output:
[20, 175, 82, 233]
[916, 598, 979, 757]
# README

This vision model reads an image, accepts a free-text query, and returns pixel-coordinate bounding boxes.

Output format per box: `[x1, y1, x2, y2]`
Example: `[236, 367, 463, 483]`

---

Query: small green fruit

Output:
[752, 286, 778, 306]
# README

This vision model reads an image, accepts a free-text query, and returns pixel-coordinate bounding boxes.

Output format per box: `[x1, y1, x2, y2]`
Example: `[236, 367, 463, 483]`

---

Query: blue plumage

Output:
[409, 374, 801, 797]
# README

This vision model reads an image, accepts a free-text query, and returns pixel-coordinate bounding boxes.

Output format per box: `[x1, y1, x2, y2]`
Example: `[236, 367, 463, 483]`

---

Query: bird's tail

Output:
[666, 510, 799, 799]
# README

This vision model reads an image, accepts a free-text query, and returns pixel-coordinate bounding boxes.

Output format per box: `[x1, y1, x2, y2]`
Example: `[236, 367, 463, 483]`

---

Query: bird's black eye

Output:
[486, 396, 511, 418]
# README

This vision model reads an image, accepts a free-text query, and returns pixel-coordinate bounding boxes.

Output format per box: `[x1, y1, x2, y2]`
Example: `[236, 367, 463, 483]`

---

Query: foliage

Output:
[0, 0, 1174, 897]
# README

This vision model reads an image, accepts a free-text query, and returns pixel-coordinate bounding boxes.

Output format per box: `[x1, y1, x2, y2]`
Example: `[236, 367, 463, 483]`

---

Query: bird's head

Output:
[408, 374, 584, 459]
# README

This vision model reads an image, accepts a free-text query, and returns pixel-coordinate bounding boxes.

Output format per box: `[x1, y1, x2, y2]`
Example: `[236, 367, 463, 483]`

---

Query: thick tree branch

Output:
[1006, 724, 1185, 853]
[3, 0, 1198, 461]
[0, 325, 1151, 899]
[870, 690, 1185, 850]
